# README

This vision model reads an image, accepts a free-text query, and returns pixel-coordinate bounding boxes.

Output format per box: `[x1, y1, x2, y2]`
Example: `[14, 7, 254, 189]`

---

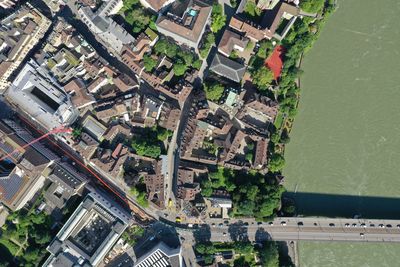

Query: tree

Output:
[143, 54, 157, 72]
[234, 241, 254, 255]
[121, 0, 139, 13]
[252, 67, 274, 91]
[300, 0, 325, 13]
[268, 154, 285, 173]
[131, 139, 161, 158]
[259, 242, 280, 267]
[195, 242, 215, 255]
[124, 8, 153, 33]
[204, 83, 224, 102]
[193, 59, 203, 70]
[245, 152, 253, 163]
[280, 129, 290, 144]
[72, 127, 82, 139]
[244, 1, 262, 19]
[211, 4, 226, 33]
[199, 33, 215, 58]
[173, 60, 188, 76]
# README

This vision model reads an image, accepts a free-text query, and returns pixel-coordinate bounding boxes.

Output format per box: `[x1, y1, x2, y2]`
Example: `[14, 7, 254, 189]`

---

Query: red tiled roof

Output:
[265, 45, 285, 80]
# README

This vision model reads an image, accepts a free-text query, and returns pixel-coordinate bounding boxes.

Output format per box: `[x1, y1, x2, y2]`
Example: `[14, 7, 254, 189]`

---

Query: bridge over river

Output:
[184, 217, 400, 243]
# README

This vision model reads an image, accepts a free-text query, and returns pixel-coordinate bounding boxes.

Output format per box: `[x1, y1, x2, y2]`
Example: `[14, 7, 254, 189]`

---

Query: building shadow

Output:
[193, 224, 211, 243]
[228, 221, 249, 242]
[284, 192, 400, 219]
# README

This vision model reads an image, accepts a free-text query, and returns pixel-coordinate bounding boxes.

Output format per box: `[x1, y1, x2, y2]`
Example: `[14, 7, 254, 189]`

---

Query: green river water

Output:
[283, 0, 400, 266]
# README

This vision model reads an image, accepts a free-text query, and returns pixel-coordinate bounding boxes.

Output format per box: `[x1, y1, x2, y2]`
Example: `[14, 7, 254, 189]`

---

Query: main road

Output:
[177, 217, 400, 243]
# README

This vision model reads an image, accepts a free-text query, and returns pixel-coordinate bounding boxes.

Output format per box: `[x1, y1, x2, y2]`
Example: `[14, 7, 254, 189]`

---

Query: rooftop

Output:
[209, 53, 247, 83]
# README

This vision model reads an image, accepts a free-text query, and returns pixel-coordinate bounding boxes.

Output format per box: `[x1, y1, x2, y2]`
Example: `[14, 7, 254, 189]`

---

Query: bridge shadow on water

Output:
[284, 192, 400, 219]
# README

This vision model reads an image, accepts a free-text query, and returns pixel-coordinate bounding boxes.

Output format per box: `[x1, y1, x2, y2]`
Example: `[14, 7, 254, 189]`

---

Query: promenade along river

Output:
[283, 0, 400, 266]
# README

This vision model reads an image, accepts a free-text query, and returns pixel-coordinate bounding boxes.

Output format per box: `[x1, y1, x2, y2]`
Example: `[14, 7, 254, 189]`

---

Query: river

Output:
[283, 0, 400, 266]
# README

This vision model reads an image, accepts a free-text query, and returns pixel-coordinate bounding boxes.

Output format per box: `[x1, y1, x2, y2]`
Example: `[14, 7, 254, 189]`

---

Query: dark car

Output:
[297, 222, 304, 226]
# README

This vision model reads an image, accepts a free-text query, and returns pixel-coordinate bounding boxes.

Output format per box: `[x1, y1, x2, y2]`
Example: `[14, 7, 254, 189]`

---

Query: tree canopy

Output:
[202, 168, 284, 219]
[143, 54, 157, 72]
[121, 0, 155, 33]
[204, 82, 225, 102]
[211, 4, 226, 33]
[252, 67, 275, 91]
[259, 242, 280, 267]
[268, 154, 285, 173]
[299, 0, 325, 13]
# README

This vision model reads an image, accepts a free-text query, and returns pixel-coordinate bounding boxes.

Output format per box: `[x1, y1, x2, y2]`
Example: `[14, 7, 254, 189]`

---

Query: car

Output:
[360, 223, 366, 228]
[211, 223, 216, 227]
[244, 222, 249, 226]
[344, 223, 350, 227]
[218, 223, 224, 227]
[329, 223, 335, 227]
[175, 217, 181, 223]
[257, 222, 263, 225]
[224, 220, 229, 225]
[378, 224, 385, 228]
[297, 222, 304, 226]
[313, 222, 318, 226]
[352, 223, 357, 227]
[223, 232, 227, 236]
[281, 221, 287, 226]
[360, 233, 365, 237]
[370, 224, 375, 227]
[386, 224, 392, 228]
[268, 222, 274, 226]
[397, 224, 400, 228]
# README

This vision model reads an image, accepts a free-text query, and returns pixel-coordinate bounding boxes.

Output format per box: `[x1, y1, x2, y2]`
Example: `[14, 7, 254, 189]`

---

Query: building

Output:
[218, 29, 249, 57]
[5, 59, 79, 131]
[43, 163, 88, 211]
[253, 138, 268, 169]
[0, 0, 17, 9]
[44, 191, 131, 267]
[0, 4, 51, 92]
[64, 79, 96, 110]
[0, 120, 54, 211]
[78, 0, 136, 54]
[82, 115, 107, 141]
[156, 0, 212, 48]
[231, 0, 301, 42]
[139, 0, 174, 12]
[133, 241, 182, 267]
[209, 53, 246, 83]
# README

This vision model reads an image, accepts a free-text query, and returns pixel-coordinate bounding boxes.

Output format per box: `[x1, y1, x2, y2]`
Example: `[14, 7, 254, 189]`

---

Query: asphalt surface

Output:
[196, 217, 400, 243]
